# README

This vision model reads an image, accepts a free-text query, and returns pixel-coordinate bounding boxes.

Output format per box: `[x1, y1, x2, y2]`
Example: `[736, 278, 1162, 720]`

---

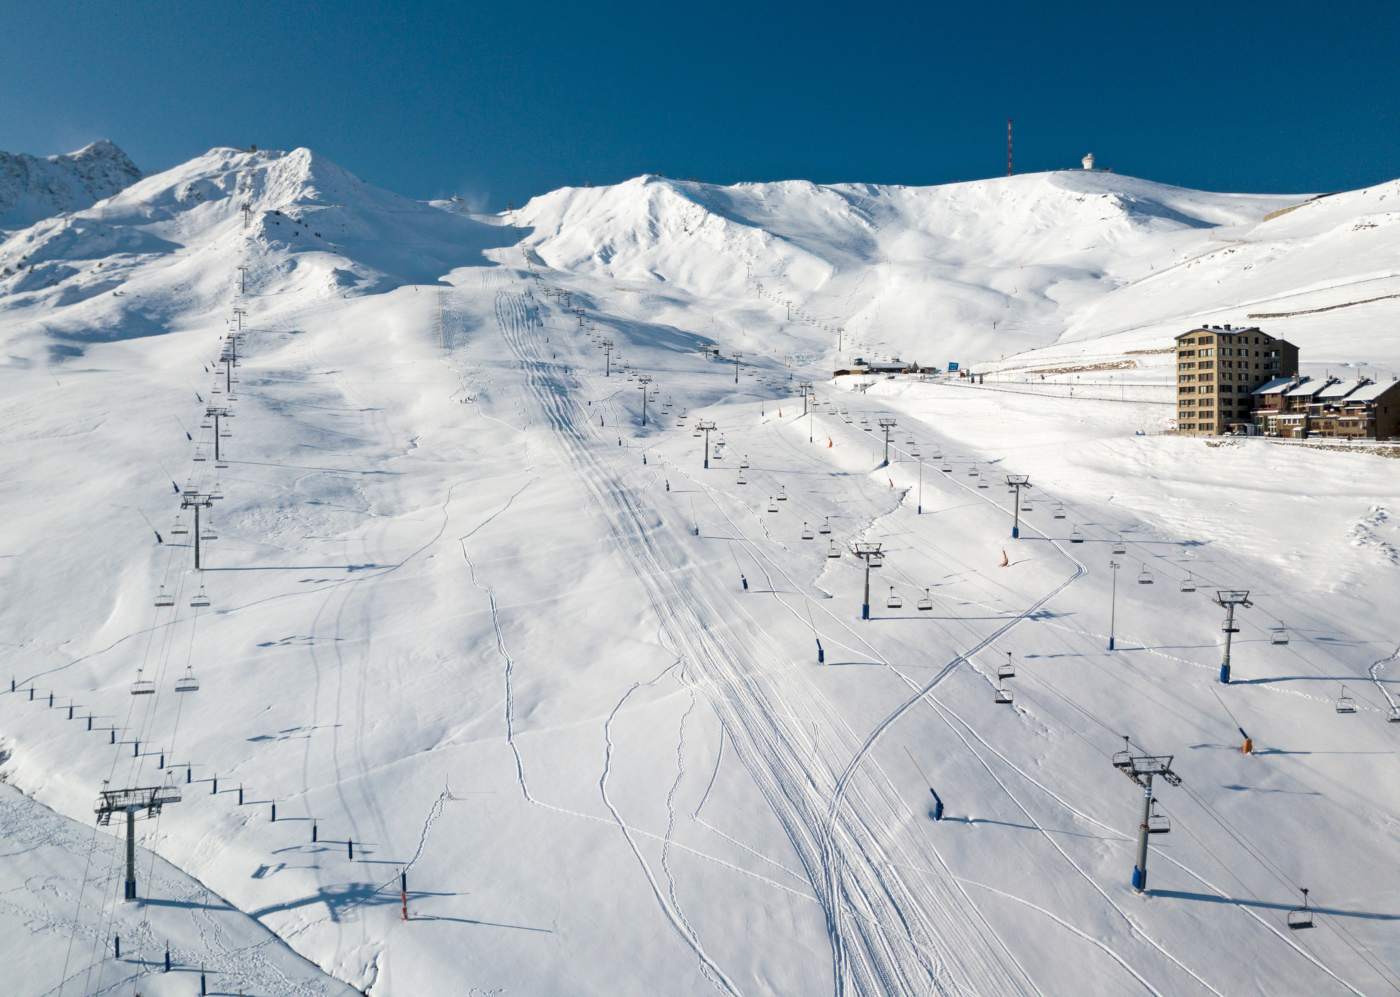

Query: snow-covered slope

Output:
[0, 140, 141, 231]
[0, 145, 518, 363]
[2, 151, 1399, 996]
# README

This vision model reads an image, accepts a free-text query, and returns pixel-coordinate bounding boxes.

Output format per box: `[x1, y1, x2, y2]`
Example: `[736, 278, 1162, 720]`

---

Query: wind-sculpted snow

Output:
[0, 140, 141, 231]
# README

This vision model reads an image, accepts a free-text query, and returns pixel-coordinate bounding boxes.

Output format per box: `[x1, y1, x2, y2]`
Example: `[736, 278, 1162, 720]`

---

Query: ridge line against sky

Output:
[3, 0, 1399, 210]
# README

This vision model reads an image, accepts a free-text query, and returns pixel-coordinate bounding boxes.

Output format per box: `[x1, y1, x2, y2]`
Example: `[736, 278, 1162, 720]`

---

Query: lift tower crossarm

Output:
[95, 784, 182, 901]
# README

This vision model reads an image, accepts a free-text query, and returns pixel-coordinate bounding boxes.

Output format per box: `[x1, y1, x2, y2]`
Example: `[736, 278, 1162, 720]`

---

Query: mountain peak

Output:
[0, 139, 142, 230]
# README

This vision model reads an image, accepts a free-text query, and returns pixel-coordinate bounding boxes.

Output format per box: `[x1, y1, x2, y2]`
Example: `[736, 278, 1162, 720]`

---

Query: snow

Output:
[1, 146, 1398, 996]
[0, 140, 141, 232]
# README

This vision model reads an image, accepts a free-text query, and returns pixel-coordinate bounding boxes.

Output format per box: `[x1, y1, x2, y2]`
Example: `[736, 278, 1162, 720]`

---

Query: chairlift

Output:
[1020, 500, 1032, 512]
[200, 526, 218, 541]
[692, 429, 702, 438]
[1069, 529, 1085, 544]
[130, 669, 155, 696]
[994, 683, 1013, 705]
[1112, 539, 1127, 555]
[1111, 736, 1133, 770]
[801, 523, 815, 540]
[208, 481, 224, 501]
[736, 472, 747, 485]
[977, 478, 989, 489]
[1271, 625, 1289, 646]
[740, 455, 750, 469]
[827, 540, 842, 559]
[1137, 567, 1153, 585]
[1388, 703, 1400, 723]
[174, 667, 199, 693]
[768, 498, 778, 513]
[1180, 573, 1197, 593]
[170, 517, 189, 537]
[968, 467, 978, 477]
[1287, 889, 1314, 930]
[905, 436, 915, 446]
[1335, 686, 1357, 714]
[154, 586, 175, 608]
[189, 586, 211, 609]
[1053, 504, 1066, 520]
[200, 419, 212, 430]
[940, 462, 952, 473]
[819, 517, 832, 535]
[776, 486, 787, 501]
[997, 652, 1015, 680]
[911, 446, 921, 458]
[192, 447, 207, 463]
[843, 414, 853, 424]
[886, 587, 903, 610]
[1147, 799, 1171, 834]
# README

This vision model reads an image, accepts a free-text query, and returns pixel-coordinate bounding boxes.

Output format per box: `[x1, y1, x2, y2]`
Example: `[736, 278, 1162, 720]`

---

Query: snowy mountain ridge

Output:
[0, 139, 141, 231]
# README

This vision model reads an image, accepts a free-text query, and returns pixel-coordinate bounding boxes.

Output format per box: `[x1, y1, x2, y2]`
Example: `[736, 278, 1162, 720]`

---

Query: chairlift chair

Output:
[171, 517, 189, 537]
[776, 486, 787, 501]
[1112, 737, 1133, 770]
[1112, 539, 1127, 555]
[740, 456, 750, 469]
[1388, 703, 1400, 723]
[1287, 889, 1314, 930]
[174, 667, 199, 693]
[801, 523, 814, 540]
[692, 429, 702, 438]
[819, 517, 832, 535]
[827, 540, 842, 559]
[1053, 504, 1066, 520]
[1137, 567, 1153, 585]
[994, 683, 1013, 705]
[886, 587, 903, 610]
[1020, 500, 1032, 512]
[968, 467, 978, 477]
[154, 586, 175, 608]
[1147, 799, 1171, 834]
[768, 498, 778, 513]
[1335, 686, 1357, 714]
[1180, 573, 1197, 593]
[911, 446, 921, 458]
[736, 472, 747, 485]
[1069, 529, 1085, 544]
[917, 588, 933, 611]
[208, 481, 224, 501]
[941, 462, 952, 473]
[189, 586, 211, 609]
[998, 652, 1015, 680]
[977, 478, 989, 489]
[193, 447, 207, 463]
[130, 670, 155, 696]
[843, 414, 853, 424]
[1271, 625, 1289, 646]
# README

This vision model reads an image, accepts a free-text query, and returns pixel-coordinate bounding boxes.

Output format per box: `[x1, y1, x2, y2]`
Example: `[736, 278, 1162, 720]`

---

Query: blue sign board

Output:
[948, 361, 960, 372]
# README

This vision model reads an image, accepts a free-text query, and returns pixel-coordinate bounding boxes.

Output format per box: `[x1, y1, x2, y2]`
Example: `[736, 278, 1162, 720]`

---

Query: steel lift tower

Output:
[95, 783, 182, 901]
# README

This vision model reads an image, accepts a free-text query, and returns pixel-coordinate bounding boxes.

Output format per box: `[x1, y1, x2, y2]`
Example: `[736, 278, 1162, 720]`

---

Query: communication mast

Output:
[1006, 118, 1014, 177]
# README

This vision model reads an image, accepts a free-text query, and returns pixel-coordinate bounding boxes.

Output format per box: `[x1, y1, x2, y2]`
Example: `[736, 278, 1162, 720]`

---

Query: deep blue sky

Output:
[4, 1, 1398, 208]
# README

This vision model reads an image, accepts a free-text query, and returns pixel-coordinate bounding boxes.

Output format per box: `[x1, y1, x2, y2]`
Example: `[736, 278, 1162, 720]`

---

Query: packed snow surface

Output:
[1, 147, 1398, 996]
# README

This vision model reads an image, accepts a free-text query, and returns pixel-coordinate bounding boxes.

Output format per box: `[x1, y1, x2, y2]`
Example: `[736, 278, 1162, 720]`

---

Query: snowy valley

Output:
[0, 144, 1397, 996]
